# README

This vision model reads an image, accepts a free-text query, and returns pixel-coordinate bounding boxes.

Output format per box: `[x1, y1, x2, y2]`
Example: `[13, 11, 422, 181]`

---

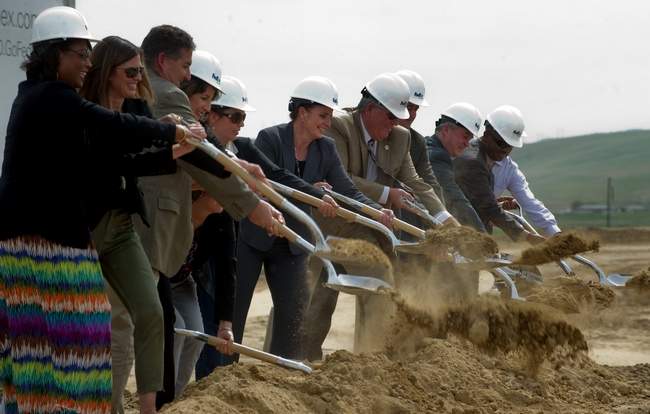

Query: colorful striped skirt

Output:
[0, 237, 111, 413]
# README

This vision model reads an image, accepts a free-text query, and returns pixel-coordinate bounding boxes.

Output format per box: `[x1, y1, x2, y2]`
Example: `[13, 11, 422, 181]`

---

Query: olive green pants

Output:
[92, 209, 164, 411]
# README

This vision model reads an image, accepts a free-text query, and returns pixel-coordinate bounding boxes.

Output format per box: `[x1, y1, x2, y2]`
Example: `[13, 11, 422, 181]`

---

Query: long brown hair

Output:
[80, 36, 153, 107]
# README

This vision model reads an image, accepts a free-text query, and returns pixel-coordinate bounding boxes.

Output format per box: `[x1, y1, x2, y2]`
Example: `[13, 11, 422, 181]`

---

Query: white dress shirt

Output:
[360, 118, 390, 204]
[491, 156, 561, 236]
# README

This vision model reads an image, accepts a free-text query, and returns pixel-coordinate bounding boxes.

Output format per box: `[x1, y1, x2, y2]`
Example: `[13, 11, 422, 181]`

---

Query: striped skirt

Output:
[0, 237, 111, 413]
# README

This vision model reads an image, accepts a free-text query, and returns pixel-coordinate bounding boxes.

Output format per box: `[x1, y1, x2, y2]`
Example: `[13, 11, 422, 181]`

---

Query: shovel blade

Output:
[324, 273, 393, 295]
[605, 273, 633, 287]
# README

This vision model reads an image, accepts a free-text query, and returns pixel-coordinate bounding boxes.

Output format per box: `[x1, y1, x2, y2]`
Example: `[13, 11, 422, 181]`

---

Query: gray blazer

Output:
[426, 135, 485, 231]
[453, 139, 524, 240]
[409, 128, 443, 202]
[135, 70, 259, 277]
[239, 122, 381, 255]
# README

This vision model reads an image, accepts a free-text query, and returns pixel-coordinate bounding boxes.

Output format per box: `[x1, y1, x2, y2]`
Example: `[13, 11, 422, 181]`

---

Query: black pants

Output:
[155, 275, 176, 409]
[233, 239, 309, 360]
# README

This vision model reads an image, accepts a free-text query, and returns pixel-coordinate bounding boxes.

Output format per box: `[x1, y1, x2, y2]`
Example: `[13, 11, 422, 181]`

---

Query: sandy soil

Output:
[126, 232, 650, 413]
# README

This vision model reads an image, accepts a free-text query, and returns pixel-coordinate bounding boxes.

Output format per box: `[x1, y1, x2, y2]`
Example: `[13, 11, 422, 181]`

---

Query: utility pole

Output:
[606, 177, 614, 227]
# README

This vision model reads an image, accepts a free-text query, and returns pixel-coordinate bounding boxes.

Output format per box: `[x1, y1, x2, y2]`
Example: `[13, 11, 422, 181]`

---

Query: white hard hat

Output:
[441, 102, 483, 137]
[31, 6, 99, 44]
[190, 50, 223, 92]
[486, 105, 527, 148]
[290, 76, 341, 111]
[364, 73, 410, 120]
[395, 69, 429, 107]
[211, 76, 256, 112]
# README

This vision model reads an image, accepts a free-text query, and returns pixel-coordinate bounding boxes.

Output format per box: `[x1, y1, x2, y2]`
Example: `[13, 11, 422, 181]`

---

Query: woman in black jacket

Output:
[0, 7, 192, 413]
[79, 36, 194, 414]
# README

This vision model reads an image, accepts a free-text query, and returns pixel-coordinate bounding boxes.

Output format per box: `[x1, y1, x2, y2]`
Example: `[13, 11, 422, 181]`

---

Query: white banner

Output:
[0, 0, 70, 166]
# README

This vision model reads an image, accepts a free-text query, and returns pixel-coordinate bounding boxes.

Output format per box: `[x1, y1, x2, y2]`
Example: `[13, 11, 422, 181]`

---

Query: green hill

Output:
[511, 129, 650, 210]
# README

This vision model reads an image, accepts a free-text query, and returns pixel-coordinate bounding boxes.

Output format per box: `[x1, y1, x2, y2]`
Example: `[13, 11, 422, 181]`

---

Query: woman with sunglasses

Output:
[0, 7, 195, 413]
[79, 35, 195, 414]
[232, 76, 394, 360]
[202, 76, 339, 364]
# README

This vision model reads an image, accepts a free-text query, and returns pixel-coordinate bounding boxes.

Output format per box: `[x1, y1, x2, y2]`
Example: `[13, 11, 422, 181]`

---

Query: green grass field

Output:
[554, 210, 650, 228]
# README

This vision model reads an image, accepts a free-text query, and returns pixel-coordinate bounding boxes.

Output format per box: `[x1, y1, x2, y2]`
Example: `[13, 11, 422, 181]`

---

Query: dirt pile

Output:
[388, 293, 587, 372]
[526, 278, 616, 314]
[162, 336, 650, 414]
[515, 232, 599, 265]
[627, 267, 650, 290]
[424, 226, 499, 259]
[326, 238, 392, 272]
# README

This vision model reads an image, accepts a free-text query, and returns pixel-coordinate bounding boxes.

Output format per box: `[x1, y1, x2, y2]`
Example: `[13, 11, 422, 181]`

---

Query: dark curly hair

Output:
[21, 39, 82, 82]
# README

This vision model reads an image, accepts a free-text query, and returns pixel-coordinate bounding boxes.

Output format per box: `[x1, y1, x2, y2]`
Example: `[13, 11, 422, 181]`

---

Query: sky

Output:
[77, 0, 650, 142]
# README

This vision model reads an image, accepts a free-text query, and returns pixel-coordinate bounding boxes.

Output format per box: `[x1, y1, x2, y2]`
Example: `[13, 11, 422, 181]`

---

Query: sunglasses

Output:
[191, 189, 204, 202]
[119, 66, 145, 79]
[221, 111, 246, 124]
[65, 48, 92, 60]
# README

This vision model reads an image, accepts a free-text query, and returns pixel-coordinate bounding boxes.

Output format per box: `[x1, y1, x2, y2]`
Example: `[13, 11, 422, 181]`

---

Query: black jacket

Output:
[0, 80, 176, 248]
[453, 139, 525, 240]
[85, 98, 177, 229]
[426, 134, 486, 232]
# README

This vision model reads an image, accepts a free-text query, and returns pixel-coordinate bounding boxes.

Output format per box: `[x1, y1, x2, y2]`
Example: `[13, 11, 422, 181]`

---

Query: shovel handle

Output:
[190, 139, 286, 206]
[271, 180, 362, 223]
[197, 331, 309, 371]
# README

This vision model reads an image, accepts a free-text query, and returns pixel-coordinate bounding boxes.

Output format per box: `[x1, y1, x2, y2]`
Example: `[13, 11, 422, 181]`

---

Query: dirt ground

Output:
[128, 229, 650, 413]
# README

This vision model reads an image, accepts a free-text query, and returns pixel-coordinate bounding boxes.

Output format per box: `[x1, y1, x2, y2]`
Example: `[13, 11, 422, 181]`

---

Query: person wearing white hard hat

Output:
[426, 102, 486, 230]
[0, 7, 201, 413]
[453, 106, 550, 243]
[327, 73, 455, 225]
[394, 70, 444, 231]
[133, 26, 284, 408]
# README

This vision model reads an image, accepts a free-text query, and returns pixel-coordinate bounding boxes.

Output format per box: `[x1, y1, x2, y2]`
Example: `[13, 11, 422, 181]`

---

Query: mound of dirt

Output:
[515, 233, 599, 265]
[627, 268, 650, 290]
[162, 336, 650, 414]
[327, 238, 392, 272]
[424, 226, 499, 259]
[526, 279, 616, 314]
[388, 293, 587, 373]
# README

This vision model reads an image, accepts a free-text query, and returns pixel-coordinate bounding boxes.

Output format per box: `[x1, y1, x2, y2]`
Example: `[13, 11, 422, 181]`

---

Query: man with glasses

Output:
[453, 105, 550, 243]
[426, 103, 487, 231]
[327, 73, 457, 226]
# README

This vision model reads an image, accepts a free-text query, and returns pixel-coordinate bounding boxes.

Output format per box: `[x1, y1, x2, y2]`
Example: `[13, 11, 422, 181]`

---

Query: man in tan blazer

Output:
[109, 25, 283, 412]
[327, 73, 458, 226]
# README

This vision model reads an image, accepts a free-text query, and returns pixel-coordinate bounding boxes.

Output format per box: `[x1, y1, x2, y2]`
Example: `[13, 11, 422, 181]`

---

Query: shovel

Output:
[269, 180, 420, 252]
[175, 328, 312, 374]
[504, 209, 632, 287]
[323, 188, 511, 271]
[186, 138, 391, 294]
[274, 219, 393, 294]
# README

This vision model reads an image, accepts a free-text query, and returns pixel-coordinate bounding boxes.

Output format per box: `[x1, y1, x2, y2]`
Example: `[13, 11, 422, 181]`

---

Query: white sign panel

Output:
[0, 0, 71, 166]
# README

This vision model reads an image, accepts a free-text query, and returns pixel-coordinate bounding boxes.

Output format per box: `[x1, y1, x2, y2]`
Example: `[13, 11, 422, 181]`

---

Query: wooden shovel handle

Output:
[356, 204, 425, 239]
[282, 185, 362, 223]
[200, 142, 286, 206]
[204, 335, 283, 365]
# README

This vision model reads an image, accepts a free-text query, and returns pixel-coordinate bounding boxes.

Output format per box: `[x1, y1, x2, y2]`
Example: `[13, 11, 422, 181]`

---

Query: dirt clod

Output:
[526, 278, 616, 313]
[515, 232, 599, 265]
[326, 238, 392, 271]
[424, 226, 499, 259]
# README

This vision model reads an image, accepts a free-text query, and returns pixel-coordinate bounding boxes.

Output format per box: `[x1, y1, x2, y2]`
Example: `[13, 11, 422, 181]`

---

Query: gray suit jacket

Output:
[426, 135, 485, 231]
[453, 139, 524, 240]
[135, 70, 259, 276]
[409, 128, 443, 202]
[327, 111, 446, 216]
[240, 122, 381, 255]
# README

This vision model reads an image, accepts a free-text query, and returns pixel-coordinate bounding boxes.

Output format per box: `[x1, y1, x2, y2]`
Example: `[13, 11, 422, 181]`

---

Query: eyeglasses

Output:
[119, 66, 145, 79]
[64, 48, 92, 60]
[221, 111, 246, 124]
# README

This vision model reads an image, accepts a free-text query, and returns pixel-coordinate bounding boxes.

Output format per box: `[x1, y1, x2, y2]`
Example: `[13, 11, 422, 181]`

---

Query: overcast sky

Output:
[78, 0, 650, 142]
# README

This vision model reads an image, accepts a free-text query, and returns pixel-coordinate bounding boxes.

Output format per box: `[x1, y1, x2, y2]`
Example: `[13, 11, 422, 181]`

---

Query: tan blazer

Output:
[135, 71, 259, 277]
[326, 110, 446, 216]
